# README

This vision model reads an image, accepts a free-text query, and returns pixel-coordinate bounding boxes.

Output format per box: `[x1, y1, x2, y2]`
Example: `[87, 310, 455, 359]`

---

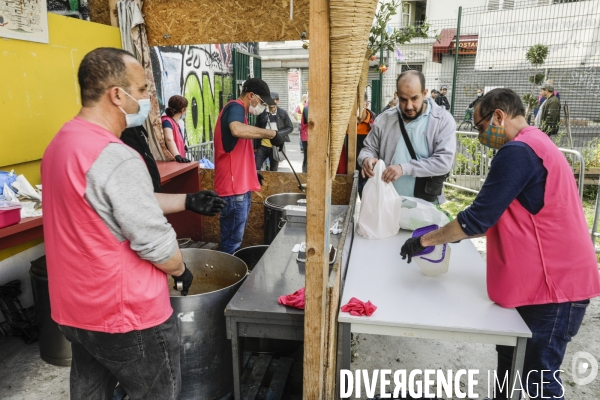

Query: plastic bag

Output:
[0, 170, 17, 194]
[356, 161, 403, 239]
[399, 196, 450, 231]
[199, 158, 214, 169]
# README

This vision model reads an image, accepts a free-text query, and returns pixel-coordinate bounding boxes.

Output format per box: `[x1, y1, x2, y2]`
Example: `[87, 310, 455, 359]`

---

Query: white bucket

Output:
[414, 243, 451, 277]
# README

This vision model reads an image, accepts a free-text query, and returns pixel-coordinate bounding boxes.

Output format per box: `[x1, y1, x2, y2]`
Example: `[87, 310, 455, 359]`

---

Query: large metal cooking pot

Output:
[264, 193, 306, 244]
[170, 249, 247, 400]
[233, 245, 268, 271]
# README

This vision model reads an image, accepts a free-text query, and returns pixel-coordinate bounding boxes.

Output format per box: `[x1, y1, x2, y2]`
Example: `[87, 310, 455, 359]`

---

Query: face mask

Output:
[118, 88, 151, 128]
[479, 115, 505, 149]
[477, 93, 482, 97]
[249, 95, 267, 116]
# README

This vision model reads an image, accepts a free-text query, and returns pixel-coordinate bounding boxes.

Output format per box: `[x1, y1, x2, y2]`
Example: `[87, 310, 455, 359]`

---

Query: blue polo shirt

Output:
[392, 100, 432, 197]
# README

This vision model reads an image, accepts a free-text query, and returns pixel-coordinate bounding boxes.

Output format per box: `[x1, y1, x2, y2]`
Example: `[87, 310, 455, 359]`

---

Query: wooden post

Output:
[347, 97, 358, 179]
[108, 0, 119, 27]
[303, 0, 330, 396]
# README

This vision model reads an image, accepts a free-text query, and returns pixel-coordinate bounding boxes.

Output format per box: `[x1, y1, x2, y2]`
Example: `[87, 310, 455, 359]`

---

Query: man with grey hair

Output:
[42, 47, 225, 399]
[359, 70, 456, 202]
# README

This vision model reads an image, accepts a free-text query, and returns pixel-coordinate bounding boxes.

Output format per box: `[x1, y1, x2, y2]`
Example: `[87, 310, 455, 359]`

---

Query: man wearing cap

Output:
[435, 85, 451, 111]
[537, 82, 560, 136]
[214, 78, 285, 254]
[430, 89, 438, 101]
[254, 91, 294, 172]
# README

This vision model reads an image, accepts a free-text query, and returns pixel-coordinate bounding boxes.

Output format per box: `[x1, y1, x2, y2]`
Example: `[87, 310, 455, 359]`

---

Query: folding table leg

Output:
[336, 322, 352, 399]
[509, 336, 527, 400]
[231, 321, 243, 400]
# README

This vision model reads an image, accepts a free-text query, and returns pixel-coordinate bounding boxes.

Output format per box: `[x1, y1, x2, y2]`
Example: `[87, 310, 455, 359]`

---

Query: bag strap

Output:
[397, 113, 417, 160]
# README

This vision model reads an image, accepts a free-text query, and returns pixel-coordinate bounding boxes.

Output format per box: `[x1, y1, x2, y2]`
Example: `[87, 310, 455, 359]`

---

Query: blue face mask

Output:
[118, 88, 151, 128]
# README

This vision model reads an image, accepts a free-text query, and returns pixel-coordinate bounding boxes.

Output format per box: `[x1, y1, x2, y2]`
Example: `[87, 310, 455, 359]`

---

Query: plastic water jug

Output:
[411, 224, 451, 277]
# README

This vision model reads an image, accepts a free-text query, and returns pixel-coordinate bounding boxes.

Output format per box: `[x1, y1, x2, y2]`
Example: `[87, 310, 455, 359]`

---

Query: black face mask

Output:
[401, 102, 426, 121]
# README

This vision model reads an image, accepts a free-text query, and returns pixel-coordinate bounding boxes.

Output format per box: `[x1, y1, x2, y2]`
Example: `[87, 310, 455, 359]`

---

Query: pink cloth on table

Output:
[341, 297, 377, 316]
[278, 287, 305, 310]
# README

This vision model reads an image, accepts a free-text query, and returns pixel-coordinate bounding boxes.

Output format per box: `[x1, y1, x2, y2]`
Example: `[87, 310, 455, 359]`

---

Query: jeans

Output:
[255, 145, 279, 171]
[220, 191, 252, 254]
[302, 141, 308, 173]
[59, 312, 181, 400]
[494, 300, 590, 400]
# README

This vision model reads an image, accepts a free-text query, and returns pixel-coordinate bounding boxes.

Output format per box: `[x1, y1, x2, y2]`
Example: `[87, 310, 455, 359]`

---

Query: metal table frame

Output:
[338, 232, 531, 400]
[225, 206, 349, 400]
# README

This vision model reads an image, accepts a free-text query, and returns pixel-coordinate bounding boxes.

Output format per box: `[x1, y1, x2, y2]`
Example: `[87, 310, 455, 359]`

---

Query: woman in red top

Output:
[161, 95, 190, 162]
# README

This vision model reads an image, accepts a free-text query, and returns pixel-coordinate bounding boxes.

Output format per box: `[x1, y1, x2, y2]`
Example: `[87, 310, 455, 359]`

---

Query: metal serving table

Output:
[338, 231, 532, 400]
[225, 205, 348, 400]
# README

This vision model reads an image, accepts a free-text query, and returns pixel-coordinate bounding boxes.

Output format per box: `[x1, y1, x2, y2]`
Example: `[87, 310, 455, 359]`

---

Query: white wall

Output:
[426, 0, 487, 22]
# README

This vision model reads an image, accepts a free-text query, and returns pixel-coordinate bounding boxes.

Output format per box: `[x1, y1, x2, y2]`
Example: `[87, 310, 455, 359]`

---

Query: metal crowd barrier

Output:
[446, 131, 584, 201]
[186, 141, 214, 163]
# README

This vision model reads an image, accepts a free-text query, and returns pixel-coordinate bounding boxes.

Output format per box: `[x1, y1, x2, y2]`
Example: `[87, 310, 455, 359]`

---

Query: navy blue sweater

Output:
[457, 141, 547, 236]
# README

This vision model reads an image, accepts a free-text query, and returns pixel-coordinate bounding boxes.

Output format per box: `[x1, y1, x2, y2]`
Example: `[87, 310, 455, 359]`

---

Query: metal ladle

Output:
[280, 149, 306, 193]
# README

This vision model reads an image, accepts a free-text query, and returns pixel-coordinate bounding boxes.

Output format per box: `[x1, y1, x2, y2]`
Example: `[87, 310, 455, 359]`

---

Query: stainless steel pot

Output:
[170, 249, 247, 400]
[264, 193, 306, 244]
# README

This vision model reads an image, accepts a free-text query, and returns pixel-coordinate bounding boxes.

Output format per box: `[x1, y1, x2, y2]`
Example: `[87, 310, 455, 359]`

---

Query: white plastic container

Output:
[411, 225, 451, 277]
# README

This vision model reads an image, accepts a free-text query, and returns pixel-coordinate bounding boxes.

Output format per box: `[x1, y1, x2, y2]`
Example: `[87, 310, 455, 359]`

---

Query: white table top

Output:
[339, 230, 531, 339]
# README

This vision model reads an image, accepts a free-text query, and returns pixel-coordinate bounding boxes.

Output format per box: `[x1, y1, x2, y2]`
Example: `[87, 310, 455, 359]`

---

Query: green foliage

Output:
[453, 136, 494, 176]
[526, 44, 549, 67]
[581, 138, 600, 168]
[529, 72, 545, 85]
[367, 0, 432, 56]
[522, 93, 538, 112]
[523, 44, 549, 115]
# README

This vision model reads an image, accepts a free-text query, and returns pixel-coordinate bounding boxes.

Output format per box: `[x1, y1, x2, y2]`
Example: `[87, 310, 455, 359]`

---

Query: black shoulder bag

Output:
[397, 113, 448, 202]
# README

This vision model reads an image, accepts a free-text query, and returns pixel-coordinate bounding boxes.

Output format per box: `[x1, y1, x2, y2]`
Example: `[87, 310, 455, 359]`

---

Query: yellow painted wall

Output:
[0, 14, 121, 262]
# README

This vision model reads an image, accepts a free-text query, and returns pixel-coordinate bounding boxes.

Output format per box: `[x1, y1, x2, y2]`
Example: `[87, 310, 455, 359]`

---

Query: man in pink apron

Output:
[42, 48, 225, 399]
[401, 88, 600, 399]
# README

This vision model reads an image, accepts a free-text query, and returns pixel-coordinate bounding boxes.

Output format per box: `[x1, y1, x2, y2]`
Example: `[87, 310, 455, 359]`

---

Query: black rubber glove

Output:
[185, 190, 227, 216]
[172, 263, 193, 296]
[270, 132, 285, 150]
[175, 155, 191, 163]
[400, 236, 426, 264]
[257, 172, 264, 186]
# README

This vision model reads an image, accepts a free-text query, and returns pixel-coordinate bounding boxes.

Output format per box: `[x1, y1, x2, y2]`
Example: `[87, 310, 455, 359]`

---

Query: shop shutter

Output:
[261, 69, 289, 111]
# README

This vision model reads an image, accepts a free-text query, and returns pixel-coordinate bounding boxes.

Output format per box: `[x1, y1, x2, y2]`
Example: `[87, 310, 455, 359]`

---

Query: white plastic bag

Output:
[356, 161, 403, 239]
[399, 196, 450, 231]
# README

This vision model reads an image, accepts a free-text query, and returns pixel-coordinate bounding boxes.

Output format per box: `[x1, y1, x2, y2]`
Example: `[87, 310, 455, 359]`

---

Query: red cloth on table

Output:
[278, 287, 305, 310]
[341, 297, 377, 316]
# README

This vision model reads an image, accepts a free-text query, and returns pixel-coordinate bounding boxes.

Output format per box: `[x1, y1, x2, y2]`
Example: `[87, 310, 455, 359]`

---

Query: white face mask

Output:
[249, 96, 267, 116]
[118, 88, 150, 128]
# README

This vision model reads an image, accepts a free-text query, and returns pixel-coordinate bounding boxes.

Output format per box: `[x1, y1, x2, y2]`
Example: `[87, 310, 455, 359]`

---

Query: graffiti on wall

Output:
[151, 43, 257, 146]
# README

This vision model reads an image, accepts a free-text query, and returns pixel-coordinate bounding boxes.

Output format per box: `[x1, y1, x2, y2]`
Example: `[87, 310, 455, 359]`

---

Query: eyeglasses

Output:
[254, 94, 268, 107]
[474, 110, 496, 133]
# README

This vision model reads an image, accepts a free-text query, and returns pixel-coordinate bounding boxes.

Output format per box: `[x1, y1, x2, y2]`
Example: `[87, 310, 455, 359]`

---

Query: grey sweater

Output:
[358, 98, 457, 179]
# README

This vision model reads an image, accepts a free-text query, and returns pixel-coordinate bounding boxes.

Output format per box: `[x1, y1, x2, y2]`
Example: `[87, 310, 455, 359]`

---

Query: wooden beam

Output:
[303, 0, 331, 395]
[108, 0, 119, 27]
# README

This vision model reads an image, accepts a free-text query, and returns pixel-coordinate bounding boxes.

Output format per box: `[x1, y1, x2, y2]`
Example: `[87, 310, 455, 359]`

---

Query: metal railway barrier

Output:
[186, 141, 214, 163]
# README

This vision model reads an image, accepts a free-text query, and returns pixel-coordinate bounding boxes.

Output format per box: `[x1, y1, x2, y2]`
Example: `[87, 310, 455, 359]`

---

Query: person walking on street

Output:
[41, 47, 226, 400]
[400, 88, 600, 400]
[537, 82, 561, 136]
[214, 78, 285, 254]
[300, 105, 309, 173]
[468, 88, 483, 109]
[435, 85, 450, 111]
[254, 92, 293, 171]
[359, 70, 456, 202]
[162, 95, 191, 162]
[293, 94, 308, 152]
